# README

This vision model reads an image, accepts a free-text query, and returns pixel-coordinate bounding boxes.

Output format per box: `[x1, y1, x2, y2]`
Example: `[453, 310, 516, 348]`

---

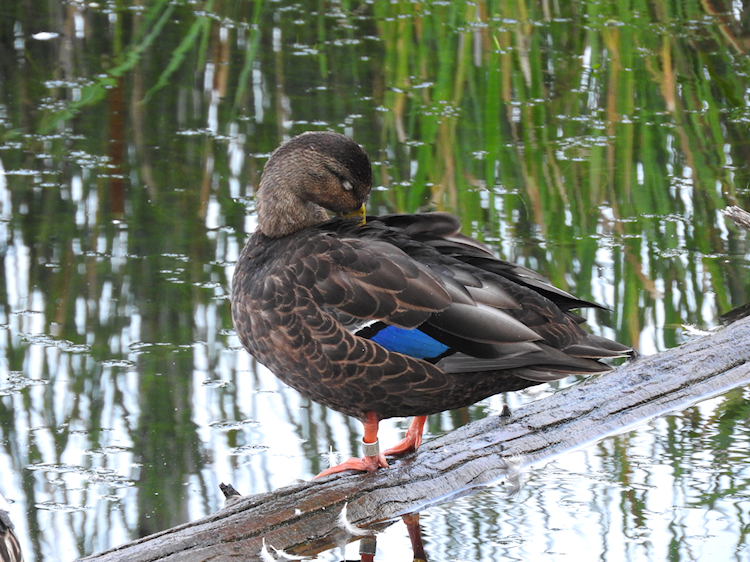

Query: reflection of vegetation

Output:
[39, 0, 175, 131]
[0, 0, 749, 559]
[596, 387, 750, 560]
[368, 1, 750, 351]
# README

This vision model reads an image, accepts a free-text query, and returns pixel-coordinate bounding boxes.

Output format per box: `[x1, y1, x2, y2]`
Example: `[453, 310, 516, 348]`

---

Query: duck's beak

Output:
[341, 203, 366, 225]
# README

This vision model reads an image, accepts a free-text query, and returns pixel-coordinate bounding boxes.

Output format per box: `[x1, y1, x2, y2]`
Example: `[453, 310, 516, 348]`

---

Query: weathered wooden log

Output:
[79, 315, 750, 562]
[723, 205, 750, 231]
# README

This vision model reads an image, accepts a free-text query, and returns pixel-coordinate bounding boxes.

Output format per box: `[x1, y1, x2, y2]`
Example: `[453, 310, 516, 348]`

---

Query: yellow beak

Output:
[341, 203, 366, 225]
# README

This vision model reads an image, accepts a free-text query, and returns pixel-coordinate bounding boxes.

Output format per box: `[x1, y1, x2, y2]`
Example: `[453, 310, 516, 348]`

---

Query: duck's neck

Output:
[256, 178, 328, 238]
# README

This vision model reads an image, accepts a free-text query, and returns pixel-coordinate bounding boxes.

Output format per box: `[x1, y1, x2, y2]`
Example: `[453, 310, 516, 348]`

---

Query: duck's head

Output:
[256, 131, 373, 238]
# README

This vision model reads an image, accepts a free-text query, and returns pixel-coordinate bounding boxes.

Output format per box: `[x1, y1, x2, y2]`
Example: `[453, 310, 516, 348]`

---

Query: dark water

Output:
[0, 1, 749, 560]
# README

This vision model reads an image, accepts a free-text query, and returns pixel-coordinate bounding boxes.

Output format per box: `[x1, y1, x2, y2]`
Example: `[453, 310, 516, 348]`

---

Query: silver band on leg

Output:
[362, 439, 379, 457]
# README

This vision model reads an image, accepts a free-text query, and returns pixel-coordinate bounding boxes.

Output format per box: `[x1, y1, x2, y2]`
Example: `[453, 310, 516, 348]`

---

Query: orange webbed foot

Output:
[314, 451, 388, 478]
[383, 415, 427, 457]
[314, 413, 429, 478]
[315, 412, 389, 478]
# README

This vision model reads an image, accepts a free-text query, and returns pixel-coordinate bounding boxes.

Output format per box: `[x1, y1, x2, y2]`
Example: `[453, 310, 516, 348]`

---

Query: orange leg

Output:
[383, 415, 427, 456]
[315, 412, 388, 478]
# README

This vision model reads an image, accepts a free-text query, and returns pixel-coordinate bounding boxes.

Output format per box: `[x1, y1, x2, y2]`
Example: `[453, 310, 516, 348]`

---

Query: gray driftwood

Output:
[723, 205, 750, 231]
[79, 315, 750, 562]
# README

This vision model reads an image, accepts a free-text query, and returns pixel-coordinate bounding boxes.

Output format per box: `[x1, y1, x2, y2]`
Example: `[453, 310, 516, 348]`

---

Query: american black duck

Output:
[231, 131, 631, 477]
[0, 492, 23, 562]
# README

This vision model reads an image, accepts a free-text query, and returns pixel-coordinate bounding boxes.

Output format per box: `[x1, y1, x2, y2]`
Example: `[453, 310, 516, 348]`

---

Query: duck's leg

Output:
[383, 415, 427, 456]
[315, 412, 388, 478]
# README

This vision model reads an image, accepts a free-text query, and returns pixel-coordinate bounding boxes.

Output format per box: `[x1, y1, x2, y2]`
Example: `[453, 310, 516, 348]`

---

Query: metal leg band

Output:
[361, 438, 380, 457]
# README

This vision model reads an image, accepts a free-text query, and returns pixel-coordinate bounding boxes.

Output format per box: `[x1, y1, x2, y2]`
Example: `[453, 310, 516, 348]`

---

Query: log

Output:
[723, 204, 750, 231]
[79, 315, 750, 562]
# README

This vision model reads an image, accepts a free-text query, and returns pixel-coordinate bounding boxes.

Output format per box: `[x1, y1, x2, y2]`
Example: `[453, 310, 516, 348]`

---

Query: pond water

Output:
[1, 1, 749, 561]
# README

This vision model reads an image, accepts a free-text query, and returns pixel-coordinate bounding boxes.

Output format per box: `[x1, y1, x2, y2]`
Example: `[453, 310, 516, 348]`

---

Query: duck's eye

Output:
[342, 180, 353, 192]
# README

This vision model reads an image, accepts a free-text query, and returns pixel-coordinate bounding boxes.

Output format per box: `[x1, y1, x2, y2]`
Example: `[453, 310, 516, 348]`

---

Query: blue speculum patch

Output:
[369, 325, 450, 360]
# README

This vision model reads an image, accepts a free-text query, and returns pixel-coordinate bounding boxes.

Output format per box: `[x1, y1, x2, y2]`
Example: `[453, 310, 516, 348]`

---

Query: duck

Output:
[0, 492, 24, 562]
[231, 131, 631, 477]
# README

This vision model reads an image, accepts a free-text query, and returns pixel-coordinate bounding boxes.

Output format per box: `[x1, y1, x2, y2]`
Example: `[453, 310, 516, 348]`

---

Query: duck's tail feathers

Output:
[566, 334, 633, 359]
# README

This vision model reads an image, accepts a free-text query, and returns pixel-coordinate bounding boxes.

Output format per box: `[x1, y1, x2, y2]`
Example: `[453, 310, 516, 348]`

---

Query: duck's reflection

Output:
[338, 514, 427, 562]
[221, 482, 430, 561]
[354, 535, 376, 562]
[402, 513, 427, 562]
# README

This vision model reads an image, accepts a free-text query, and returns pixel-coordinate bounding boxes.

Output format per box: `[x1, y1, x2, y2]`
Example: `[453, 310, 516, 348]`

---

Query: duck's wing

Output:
[341, 214, 631, 373]
[308, 237, 451, 330]
[309, 219, 608, 368]
[375, 212, 608, 313]
[306, 234, 543, 354]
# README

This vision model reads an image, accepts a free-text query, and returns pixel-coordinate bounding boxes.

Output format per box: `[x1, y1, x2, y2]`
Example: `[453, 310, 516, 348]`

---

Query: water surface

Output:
[0, 1, 749, 560]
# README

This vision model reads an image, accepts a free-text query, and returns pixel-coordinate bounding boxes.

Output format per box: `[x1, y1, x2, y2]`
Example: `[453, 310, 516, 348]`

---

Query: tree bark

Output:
[79, 315, 750, 562]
